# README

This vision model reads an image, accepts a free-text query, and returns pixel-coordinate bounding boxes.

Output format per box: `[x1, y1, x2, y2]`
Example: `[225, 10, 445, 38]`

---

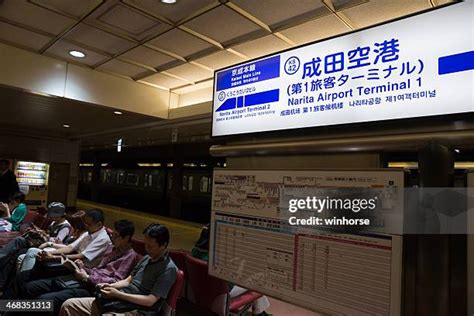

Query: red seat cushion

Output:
[229, 291, 263, 311]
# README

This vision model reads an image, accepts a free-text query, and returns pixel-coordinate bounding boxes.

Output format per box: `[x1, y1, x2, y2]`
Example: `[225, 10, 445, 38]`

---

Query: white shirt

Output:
[69, 227, 112, 268]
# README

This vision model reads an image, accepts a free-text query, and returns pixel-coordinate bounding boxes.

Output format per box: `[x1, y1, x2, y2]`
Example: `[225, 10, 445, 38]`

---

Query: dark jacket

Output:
[0, 170, 20, 202]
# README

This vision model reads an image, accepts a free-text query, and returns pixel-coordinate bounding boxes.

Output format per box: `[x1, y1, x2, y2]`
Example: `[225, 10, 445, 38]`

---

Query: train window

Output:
[117, 171, 125, 185]
[188, 176, 193, 191]
[200, 176, 210, 193]
[182, 176, 187, 191]
[126, 173, 139, 186]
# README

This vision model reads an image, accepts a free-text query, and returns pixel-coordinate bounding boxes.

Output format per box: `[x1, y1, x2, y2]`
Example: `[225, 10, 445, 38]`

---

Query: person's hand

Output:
[37, 251, 54, 261]
[74, 269, 88, 282]
[100, 287, 120, 299]
[95, 283, 108, 290]
[74, 259, 84, 269]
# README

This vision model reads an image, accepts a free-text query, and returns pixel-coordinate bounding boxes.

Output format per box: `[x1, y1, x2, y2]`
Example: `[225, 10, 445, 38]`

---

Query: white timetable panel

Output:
[210, 169, 403, 315]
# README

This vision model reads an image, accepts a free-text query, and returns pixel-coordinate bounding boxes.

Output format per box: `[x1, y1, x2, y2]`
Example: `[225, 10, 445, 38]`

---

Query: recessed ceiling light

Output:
[69, 50, 86, 58]
[161, 0, 177, 3]
[63, 124, 70, 128]
[454, 149, 460, 153]
[114, 111, 123, 115]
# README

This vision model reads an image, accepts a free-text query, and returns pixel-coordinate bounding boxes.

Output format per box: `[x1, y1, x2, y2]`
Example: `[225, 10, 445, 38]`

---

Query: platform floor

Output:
[76, 200, 321, 316]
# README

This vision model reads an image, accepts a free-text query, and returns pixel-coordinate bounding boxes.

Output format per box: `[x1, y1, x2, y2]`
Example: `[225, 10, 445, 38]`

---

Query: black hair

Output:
[85, 208, 104, 224]
[67, 210, 86, 232]
[143, 223, 169, 248]
[114, 219, 135, 241]
[11, 192, 25, 203]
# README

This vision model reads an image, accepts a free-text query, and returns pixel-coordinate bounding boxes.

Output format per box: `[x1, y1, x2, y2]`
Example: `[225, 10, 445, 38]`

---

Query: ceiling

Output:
[0, 0, 454, 150]
[0, 0, 453, 94]
[0, 85, 160, 137]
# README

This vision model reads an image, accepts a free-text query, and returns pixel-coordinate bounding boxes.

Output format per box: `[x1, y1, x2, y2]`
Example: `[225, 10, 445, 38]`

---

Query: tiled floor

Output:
[77, 200, 322, 316]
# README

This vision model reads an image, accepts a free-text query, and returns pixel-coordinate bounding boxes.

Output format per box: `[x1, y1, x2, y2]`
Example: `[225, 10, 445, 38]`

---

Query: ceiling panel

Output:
[342, 0, 431, 29]
[194, 50, 246, 70]
[147, 28, 214, 58]
[165, 63, 213, 83]
[45, 40, 109, 66]
[85, 1, 172, 41]
[172, 79, 213, 94]
[141, 73, 189, 89]
[97, 59, 149, 78]
[230, 0, 329, 28]
[123, 0, 218, 24]
[29, 0, 101, 19]
[0, 0, 75, 36]
[0, 21, 52, 51]
[280, 14, 351, 45]
[231, 34, 290, 59]
[65, 23, 135, 55]
[97, 2, 171, 40]
[183, 5, 264, 44]
[120, 46, 178, 68]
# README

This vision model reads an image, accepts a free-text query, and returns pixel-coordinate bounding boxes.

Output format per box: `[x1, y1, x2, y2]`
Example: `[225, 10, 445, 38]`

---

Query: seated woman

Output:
[191, 225, 272, 316]
[0, 192, 27, 232]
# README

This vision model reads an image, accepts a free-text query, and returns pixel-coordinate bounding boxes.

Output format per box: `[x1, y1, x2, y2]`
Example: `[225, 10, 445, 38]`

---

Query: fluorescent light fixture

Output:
[138, 163, 161, 167]
[167, 163, 174, 167]
[114, 111, 123, 115]
[69, 50, 85, 58]
[63, 124, 70, 128]
[389, 161, 474, 169]
[161, 0, 176, 3]
[454, 149, 460, 153]
[79, 163, 94, 167]
[101, 163, 109, 167]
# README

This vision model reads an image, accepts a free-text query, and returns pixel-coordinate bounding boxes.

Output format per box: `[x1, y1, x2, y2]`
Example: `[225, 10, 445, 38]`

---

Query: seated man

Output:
[0, 202, 71, 294]
[19, 208, 111, 283]
[0, 192, 27, 232]
[23, 219, 141, 315]
[60, 223, 177, 316]
[191, 225, 271, 316]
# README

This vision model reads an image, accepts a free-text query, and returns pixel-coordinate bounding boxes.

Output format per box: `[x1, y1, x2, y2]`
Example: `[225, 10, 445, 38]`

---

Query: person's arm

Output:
[47, 245, 74, 255]
[8, 204, 26, 225]
[99, 275, 132, 289]
[65, 253, 85, 261]
[101, 288, 159, 308]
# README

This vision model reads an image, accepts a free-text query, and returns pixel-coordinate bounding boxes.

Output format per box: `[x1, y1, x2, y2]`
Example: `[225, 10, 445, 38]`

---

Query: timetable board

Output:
[209, 169, 404, 315]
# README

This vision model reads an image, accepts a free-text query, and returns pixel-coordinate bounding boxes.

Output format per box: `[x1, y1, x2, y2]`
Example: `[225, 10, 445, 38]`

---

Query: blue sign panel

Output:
[216, 56, 280, 91]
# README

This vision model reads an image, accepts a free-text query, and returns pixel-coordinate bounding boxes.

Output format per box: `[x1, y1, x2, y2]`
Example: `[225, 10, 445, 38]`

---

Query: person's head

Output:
[84, 208, 104, 234]
[111, 219, 135, 248]
[67, 210, 86, 235]
[194, 224, 210, 251]
[47, 202, 66, 221]
[0, 159, 9, 172]
[143, 223, 169, 259]
[10, 192, 25, 207]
